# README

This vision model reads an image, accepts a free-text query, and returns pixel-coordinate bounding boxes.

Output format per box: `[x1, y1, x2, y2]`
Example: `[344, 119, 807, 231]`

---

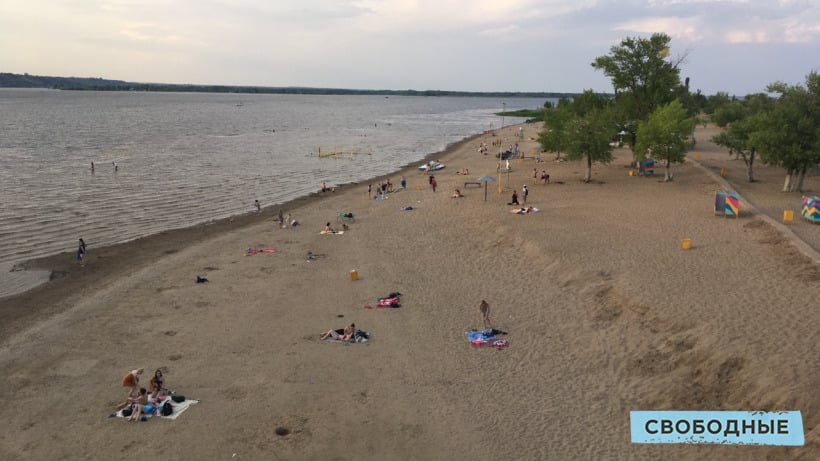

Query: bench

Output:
[464, 181, 482, 188]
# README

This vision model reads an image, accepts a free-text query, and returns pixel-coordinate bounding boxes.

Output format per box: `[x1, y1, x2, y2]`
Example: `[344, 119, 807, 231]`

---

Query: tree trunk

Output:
[796, 167, 807, 192]
[746, 149, 756, 182]
[584, 154, 592, 182]
[664, 159, 671, 181]
[782, 168, 794, 192]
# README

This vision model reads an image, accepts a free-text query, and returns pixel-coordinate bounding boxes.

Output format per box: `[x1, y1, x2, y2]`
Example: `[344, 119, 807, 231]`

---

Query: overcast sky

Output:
[1, 0, 818, 95]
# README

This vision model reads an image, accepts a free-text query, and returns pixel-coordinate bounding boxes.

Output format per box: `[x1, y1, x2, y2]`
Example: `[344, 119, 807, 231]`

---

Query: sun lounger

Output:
[464, 181, 481, 188]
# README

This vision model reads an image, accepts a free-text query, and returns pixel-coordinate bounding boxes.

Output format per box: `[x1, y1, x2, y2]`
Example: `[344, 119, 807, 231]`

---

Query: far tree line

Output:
[536, 32, 819, 192]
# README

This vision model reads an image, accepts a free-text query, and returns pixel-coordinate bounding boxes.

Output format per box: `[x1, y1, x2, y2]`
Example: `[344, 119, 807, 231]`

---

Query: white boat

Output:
[418, 161, 445, 172]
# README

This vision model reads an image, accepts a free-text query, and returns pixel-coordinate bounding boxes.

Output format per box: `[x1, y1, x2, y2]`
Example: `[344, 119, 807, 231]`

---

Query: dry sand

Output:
[1, 123, 819, 460]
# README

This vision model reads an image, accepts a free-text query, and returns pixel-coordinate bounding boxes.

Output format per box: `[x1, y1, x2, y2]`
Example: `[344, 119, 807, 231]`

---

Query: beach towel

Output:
[509, 207, 539, 214]
[244, 248, 276, 256]
[465, 329, 509, 350]
[111, 399, 199, 420]
[319, 230, 344, 235]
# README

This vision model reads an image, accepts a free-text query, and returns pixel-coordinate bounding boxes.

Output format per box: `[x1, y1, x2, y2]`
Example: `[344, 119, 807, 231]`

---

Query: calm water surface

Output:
[0, 89, 544, 292]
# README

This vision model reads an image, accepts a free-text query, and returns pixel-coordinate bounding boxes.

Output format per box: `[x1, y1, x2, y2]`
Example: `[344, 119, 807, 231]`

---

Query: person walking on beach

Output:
[522, 185, 529, 205]
[431, 177, 437, 192]
[254, 200, 261, 213]
[77, 238, 87, 265]
[278, 209, 284, 226]
[368, 184, 372, 198]
[400, 176, 406, 190]
[510, 190, 519, 206]
[480, 300, 492, 329]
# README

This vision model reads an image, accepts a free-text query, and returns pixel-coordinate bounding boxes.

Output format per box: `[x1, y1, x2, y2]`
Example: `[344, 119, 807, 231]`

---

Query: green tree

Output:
[538, 91, 615, 181]
[711, 94, 772, 182]
[635, 99, 696, 181]
[538, 98, 574, 160]
[591, 33, 684, 151]
[564, 108, 616, 182]
[750, 72, 820, 192]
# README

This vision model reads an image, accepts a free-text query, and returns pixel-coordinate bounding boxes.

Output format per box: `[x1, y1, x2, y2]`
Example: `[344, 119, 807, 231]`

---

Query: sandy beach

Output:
[1, 122, 818, 460]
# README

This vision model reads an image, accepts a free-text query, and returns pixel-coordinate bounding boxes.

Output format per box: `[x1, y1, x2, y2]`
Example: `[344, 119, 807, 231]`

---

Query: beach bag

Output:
[161, 401, 174, 416]
[171, 395, 186, 403]
[121, 408, 133, 417]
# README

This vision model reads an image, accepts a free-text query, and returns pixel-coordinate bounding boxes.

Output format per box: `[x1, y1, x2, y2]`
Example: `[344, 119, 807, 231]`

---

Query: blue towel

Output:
[465, 329, 495, 343]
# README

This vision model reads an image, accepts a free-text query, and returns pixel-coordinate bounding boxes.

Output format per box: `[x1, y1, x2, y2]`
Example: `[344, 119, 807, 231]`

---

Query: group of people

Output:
[532, 168, 550, 184]
[455, 168, 470, 175]
[323, 222, 348, 233]
[115, 368, 171, 422]
[369, 177, 406, 199]
[509, 185, 529, 206]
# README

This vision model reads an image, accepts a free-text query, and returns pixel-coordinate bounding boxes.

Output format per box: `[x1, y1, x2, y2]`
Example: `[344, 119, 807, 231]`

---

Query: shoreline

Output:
[1, 120, 818, 459]
[0, 131, 486, 339]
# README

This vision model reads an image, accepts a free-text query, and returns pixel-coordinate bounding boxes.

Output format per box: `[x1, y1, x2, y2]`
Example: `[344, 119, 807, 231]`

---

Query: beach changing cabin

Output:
[802, 196, 819, 223]
[639, 159, 655, 176]
[714, 190, 740, 218]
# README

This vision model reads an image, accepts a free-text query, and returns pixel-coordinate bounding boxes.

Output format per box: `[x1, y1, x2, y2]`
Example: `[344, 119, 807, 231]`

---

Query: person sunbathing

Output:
[451, 189, 464, 198]
[321, 323, 355, 342]
[124, 388, 150, 421]
[323, 222, 336, 233]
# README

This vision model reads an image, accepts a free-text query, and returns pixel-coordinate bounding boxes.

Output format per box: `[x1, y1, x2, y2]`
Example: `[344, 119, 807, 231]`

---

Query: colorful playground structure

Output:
[714, 190, 740, 218]
[802, 196, 819, 223]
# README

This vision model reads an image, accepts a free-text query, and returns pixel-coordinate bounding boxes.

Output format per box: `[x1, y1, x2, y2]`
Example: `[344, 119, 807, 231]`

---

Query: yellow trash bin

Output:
[681, 239, 691, 250]
[783, 210, 794, 222]
[629, 170, 635, 176]
[720, 167, 727, 178]
[350, 270, 358, 281]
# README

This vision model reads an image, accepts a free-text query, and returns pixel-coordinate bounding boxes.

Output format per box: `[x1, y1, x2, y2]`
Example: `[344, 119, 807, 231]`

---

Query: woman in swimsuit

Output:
[321, 323, 355, 341]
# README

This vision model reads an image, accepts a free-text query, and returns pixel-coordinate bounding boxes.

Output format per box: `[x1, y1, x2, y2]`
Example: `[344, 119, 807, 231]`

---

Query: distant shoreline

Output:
[0, 72, 582, 99]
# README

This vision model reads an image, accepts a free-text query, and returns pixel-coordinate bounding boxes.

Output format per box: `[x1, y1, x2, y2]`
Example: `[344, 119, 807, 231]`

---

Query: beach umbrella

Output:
[477, 175, 495, 201]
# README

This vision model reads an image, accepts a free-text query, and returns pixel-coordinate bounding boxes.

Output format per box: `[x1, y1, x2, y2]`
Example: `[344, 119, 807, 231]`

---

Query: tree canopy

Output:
[635, 99, 696, 181]
[750, 72, 820, 192]
[591, 33, 684, 131]
[538, 90, 614, 182]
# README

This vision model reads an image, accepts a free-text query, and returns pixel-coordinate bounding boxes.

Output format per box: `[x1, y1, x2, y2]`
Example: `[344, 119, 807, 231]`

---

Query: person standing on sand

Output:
[121, 368, 143, 399]
[77, 238, 86, 265]
[368, 184, 372, 198]
[278, 209, 284, 226]
[431, 177, 437, 192]
[522, 185, 529, 205]
[400, 176, 406, 190]
[480, 300, 492, 329]
[254, 200, 261, 213]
